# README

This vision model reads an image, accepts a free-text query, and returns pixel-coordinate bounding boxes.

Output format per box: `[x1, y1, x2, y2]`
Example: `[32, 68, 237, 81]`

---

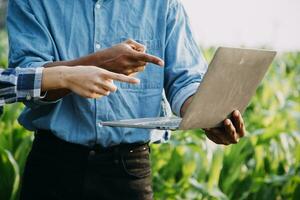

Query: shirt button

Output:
[95, 43, 101, 49]
[96, 3, 101, 9]
[26, 94, 32, 101]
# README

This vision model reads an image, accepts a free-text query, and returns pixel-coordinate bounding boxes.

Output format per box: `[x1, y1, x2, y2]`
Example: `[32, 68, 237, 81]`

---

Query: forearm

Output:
[40, 66, 70, 101]
[44, 53, 100, 68]
[42, 53, 103, 101]
[41, 66, 69, 91]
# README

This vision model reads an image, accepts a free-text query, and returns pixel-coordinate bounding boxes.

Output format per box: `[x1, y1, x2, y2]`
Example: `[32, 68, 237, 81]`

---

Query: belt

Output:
[35, 129, 150, 156]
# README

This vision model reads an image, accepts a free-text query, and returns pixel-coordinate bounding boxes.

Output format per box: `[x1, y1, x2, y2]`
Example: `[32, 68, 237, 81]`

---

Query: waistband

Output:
[34, 129, 149, 155]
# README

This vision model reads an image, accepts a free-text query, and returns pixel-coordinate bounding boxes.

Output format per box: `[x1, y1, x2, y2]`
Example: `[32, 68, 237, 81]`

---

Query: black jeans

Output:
[20, 131, 153, 200]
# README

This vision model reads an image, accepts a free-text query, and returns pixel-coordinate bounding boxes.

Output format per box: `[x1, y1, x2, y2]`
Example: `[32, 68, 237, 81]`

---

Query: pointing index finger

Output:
[135, 52, 164, 67]
[103, 71, 140, 84]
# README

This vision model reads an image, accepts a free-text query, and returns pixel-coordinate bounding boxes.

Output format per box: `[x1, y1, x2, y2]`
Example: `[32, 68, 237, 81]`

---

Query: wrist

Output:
[58, 66, 71, 89]
[92, 51, 106, 68]
[43, 66, 70, 90]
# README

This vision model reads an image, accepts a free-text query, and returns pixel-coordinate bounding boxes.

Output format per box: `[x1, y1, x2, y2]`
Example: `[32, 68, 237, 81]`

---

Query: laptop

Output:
[100, 47, 276, 131]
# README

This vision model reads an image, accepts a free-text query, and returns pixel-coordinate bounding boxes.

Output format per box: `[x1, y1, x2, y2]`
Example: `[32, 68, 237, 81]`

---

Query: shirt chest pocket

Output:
[109, 38, 164, 91]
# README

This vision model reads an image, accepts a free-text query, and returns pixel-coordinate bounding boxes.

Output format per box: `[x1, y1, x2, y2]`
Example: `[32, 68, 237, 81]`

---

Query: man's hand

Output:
[45, 39, 164, 76]
[204, 110, 246, 145]
[181, 96, 246, 145]
[42, 66, 140, 99]
[96, 39, 164, 75]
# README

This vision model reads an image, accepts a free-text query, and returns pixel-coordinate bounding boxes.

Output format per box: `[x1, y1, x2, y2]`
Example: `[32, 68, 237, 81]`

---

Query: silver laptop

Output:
[100, 47, 276, 131]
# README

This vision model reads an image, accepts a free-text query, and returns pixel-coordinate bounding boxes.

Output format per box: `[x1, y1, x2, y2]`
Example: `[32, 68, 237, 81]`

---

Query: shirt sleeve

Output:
[164, 0, 208, 117]
[0, 67, 44, 106]
[7, 0, 57, 106]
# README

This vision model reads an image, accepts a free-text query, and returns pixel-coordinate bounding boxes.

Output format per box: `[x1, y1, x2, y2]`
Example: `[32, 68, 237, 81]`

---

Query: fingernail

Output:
[234, 110, 240, 117]
[159, 61, 164, 66]
[225, 119, 231, 126]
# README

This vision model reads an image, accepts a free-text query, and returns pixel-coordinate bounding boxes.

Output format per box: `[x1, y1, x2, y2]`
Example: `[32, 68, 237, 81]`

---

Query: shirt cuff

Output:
[27, 61, 62, 105]
[16, 67, 44, 101]
[172, 82, 200, 117]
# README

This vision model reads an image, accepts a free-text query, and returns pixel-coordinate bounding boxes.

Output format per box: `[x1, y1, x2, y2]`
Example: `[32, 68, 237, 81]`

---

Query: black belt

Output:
[35, 129, 150, 156]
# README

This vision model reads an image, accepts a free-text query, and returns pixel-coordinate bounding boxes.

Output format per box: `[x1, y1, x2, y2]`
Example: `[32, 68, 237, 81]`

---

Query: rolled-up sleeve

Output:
[7, 0, 56, 105]
[164, 0, 208, 117]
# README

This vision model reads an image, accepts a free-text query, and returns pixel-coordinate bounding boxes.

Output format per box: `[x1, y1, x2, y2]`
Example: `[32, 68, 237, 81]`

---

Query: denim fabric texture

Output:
[7, 0, 207, 147]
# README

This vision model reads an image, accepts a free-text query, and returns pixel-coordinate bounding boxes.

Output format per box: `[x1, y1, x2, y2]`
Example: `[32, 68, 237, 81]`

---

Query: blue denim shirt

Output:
[7, 0, 207, 147]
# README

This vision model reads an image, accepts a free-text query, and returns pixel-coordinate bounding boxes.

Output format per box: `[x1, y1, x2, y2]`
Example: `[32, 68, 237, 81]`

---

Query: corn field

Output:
[0, 30, 300, 200]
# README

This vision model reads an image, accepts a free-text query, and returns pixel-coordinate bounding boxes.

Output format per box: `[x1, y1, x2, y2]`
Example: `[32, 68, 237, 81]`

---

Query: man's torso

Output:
[18, 0, 172, 147]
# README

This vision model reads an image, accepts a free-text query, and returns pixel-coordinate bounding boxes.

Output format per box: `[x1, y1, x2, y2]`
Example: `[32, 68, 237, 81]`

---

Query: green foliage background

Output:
[0, 30, 300, 200]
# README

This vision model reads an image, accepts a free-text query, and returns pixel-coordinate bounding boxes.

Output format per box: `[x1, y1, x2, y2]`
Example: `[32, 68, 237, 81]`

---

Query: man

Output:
[7, 0, 246, 199]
